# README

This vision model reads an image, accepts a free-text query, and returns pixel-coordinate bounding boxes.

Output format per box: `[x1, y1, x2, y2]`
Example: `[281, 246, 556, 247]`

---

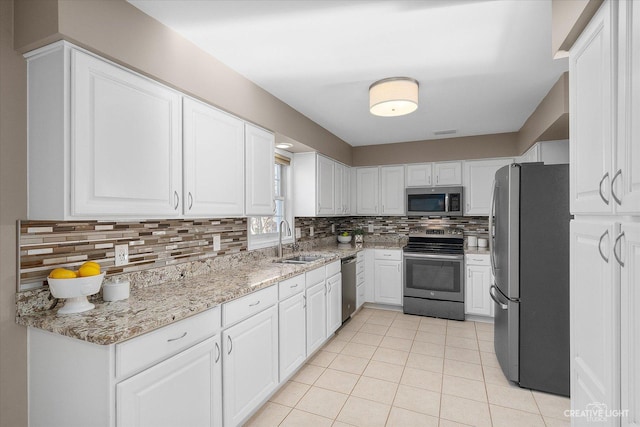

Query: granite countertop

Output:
[16, 241, 404, 346]
[464, 246, 490, 255]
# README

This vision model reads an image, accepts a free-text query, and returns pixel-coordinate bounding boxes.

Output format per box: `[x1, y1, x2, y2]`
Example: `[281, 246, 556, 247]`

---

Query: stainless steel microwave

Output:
[406, 186, 463, 216]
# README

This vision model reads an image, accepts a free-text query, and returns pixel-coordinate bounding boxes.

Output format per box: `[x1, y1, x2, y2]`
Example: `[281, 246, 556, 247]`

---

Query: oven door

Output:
[403, 253, 464, 302]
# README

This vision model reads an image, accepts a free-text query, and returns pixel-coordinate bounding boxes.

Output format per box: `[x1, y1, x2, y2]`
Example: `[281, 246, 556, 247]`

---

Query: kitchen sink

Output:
[275, 255, 324, 264]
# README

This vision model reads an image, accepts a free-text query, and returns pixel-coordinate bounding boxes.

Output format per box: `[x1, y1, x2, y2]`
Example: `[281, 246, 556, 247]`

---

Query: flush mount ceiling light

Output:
[369, 77, 419, 117]
[275, 142, 293, 149]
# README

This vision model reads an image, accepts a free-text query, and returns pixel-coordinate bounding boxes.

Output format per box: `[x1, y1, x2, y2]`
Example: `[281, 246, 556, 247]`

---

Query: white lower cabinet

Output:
[570, 219, 619, 424]
[222, 305, 279, 427]
[326, 272, 342, 336]
[306, 280, 328, 355]
[279, 292, 306, 381]
[373, 250, 402, 306]
[117, 336, 222, 427]
[464, 254, 494, 318]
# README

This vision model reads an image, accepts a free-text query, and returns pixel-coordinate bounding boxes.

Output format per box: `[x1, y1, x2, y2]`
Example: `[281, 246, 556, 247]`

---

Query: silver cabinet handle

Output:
[167, 332, 187, 342]
[227, 335, 233, 355]
[303, 295, 307, 309]
[489, 285, 508, 310]
[397, 264, 400, 273]
[614, 231, 625, 267]
[290, 284, 299, 288]
[598, 230, 610, 263]
[249, 300, 260, 307]
[468, 269, 471, 278]
[188, 192, 193, 210]
[214, 341, 220, 363]
[611, 169, 623, 206]
[174, 191, 180, 210]
[599, 172, 610, 205]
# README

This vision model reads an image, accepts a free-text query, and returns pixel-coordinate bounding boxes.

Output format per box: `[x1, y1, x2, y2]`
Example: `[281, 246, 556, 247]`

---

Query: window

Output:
[248, 152, 293, 249]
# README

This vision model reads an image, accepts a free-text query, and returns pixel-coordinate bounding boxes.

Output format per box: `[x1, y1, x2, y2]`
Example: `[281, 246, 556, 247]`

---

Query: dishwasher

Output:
[341, 256, 357, 322]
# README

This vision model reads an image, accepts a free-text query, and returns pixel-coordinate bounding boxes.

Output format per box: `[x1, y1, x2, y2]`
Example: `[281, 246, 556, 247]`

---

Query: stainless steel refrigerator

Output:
[489, 163, 570, 396]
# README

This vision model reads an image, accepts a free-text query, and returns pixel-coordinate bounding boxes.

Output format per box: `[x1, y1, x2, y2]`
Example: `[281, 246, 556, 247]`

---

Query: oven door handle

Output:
[489, 285, 508, 310]
[403, 253, 464, 261]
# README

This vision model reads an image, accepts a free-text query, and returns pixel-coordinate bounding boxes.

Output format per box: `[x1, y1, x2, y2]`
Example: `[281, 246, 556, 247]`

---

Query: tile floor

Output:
[245, 307, 571, 427]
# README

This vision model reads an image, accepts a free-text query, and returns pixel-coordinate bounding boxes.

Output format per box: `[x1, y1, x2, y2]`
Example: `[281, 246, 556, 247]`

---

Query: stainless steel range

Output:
[403, 228, 465, 320]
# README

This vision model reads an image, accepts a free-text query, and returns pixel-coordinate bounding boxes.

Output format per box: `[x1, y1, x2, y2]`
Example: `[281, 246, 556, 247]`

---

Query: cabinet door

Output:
[279, 293, 306, 381]
[464, 265, 492, 317]
[223, 306, 278, 426]
[518, 144, 540, 163]
[326, 273, 342, 336]
[434, 161, 462, 186]
[72, 50, 182, 217]
[570, 219, 619, 423]
[620, 223, 640, 427]
[245, 124, 275, 216]
[317, 155, 335, 215]
[463, 159, 513, 216]
[334, 162, 345, 215]
[356, 167, 379, 215]
[183, 98, 244, 216]
[570, 1, 615, 214]
[616, 0, 640, 215]
[380, 166, 406, 215]
[406, 163, 432, 187]
[342, 165, 351, 215]
[306, 281, 327, 355]
[374, 260, 402, 305]
[117, 336, 222, 427]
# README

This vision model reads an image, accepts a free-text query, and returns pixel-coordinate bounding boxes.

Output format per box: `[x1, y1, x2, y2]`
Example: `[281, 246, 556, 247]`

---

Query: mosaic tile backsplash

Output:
[18, 215, 488, 290]
[19, 218, 247, 289]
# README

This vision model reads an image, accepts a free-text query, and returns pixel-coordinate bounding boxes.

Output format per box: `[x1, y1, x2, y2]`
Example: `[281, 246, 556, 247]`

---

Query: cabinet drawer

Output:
[326, 260, 341, 277]
[466, 254, 490, 265]
[223, 285, 278, 327]
[356, 251, 364, 262]
[356, 261, 365, 275]
[306, 266, 325, 288]
[374, 249, 402, 261]
[116, 306, 220, 379]
[357, 271, 365, 286]
[279, 274, 305, 300]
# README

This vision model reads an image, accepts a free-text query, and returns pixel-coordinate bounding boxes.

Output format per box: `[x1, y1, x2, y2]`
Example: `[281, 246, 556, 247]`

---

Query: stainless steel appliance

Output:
[341, 256, 357, 322]
[403, 228, 465, 320]
[489, 163, 570, 396]
[406, 186, 463, 217]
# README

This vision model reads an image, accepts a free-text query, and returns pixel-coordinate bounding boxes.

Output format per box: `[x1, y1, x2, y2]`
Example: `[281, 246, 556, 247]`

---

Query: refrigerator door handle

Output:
[489, 285, 508, 310]
[488, 179, 497, 275]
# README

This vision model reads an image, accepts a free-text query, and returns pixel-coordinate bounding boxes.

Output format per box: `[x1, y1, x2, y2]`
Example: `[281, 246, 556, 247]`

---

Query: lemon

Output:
[49, 268, 77, 279]
[81, 261, 101, 270]
[78, 265, 101, 277]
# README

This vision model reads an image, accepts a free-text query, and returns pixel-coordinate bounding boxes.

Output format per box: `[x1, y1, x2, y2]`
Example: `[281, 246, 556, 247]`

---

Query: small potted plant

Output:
[353, 228, 364, 244]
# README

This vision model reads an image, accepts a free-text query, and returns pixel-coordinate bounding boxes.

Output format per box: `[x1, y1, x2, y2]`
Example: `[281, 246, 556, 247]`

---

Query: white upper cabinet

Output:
[356, 167, 380, 215]
[434, 161, 463, 186]
[293, 153, 348, 216]
[616, 0, 640, 215]
[518, 140, 569, 165]
[27, 43, 183, 219]
[463, 158, 513, 216]
[380, 166, 405, 215]
[317, 155, 336, 215]
[334, 162, 351, 215]
[183, 97, 245, 217]
[570, 1, 615, 214]
[406, 163, 433, 186]
[245, 124, 275, 216]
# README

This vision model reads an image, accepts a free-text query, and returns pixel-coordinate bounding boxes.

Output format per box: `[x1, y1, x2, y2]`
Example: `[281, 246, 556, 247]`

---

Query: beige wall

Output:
[14, 0, 352, 165]
[352, 132, 520, 166]
[552, 0, 603, 56]
[0, 1, 28, 426]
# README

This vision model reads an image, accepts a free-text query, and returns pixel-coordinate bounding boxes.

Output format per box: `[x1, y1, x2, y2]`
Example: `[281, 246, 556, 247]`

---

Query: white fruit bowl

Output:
[337, 235, 352, 243]
[47, 272, 105, 314]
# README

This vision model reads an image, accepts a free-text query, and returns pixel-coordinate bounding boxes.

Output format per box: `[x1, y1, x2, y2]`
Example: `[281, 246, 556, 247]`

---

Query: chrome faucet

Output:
[278, 219, 292, 258]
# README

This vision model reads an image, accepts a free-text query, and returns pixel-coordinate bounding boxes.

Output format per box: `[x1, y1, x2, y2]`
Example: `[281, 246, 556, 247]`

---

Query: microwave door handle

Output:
[445, 193, 450, 213]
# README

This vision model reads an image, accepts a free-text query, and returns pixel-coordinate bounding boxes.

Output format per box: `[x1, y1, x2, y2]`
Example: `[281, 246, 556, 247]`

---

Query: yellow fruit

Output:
[49, 268, 77, 279]
[81, 261, 101, 270]
[78, 265, 101, 277]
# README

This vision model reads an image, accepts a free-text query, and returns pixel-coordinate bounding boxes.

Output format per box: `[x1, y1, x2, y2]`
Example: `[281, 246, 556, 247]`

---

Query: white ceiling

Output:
[129, 0, 568, 147]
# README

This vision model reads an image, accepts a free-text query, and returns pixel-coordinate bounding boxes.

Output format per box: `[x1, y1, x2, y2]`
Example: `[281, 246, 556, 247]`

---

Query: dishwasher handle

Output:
[341, 256, 357, 265]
